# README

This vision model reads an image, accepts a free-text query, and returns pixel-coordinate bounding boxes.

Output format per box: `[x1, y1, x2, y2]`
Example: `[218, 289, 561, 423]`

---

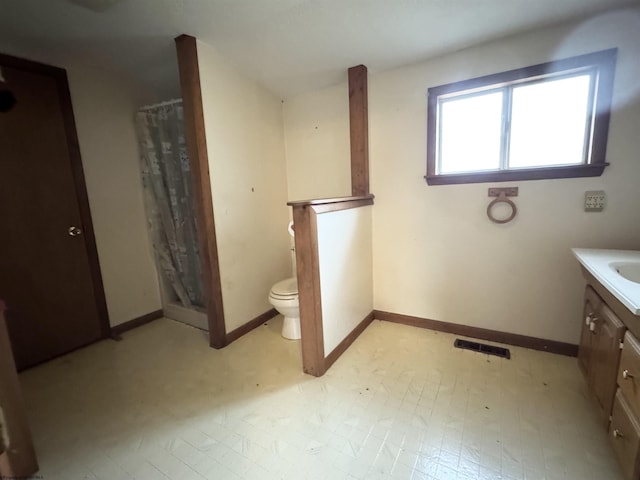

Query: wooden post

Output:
[175, 35, 227, 348]
[348, 65, 369, 196]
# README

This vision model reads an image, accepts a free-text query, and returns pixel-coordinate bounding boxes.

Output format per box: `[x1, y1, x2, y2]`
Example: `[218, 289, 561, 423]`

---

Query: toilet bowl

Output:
[268, 277, 300, 340]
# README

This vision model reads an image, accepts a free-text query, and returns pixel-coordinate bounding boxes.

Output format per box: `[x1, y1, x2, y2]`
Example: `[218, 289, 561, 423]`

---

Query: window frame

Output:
[425, 49, 617, 186]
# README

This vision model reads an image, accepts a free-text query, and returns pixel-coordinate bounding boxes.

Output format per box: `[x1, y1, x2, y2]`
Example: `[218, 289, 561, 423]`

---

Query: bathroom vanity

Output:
[573, 249, 640, 480]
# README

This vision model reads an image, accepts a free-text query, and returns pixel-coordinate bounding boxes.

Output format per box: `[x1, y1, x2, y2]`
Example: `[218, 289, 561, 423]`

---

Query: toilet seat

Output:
[270, 292, 297, 301]
[270, 277, 298, 297]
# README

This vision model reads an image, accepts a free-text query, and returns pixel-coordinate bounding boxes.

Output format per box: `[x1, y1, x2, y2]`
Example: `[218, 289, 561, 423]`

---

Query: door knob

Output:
[613, 429, 624, 439]
[623, 370, 634, 380]
[68, 226, 83, 237]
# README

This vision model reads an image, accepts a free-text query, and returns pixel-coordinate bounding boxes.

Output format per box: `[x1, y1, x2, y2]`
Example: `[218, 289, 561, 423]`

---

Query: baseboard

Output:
[110, 309, 164, 340]
[325, 311, 376, 370]
[225, 308, 278, 345]
[373, 310, 578, 357]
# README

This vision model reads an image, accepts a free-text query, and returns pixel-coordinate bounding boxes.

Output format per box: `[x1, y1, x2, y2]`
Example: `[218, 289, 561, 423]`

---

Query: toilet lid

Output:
[271, 277, 298, 296]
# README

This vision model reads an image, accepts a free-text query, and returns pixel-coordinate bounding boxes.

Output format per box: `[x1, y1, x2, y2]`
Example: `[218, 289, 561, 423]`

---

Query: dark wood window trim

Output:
[426, 48, 617, 186]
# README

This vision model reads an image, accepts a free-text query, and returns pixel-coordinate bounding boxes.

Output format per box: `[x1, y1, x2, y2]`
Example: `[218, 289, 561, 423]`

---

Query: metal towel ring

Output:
[487, 192, 517, 224]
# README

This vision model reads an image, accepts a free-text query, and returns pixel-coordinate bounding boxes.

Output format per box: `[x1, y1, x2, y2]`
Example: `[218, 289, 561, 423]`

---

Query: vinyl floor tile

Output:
[17, 317, 624, 480]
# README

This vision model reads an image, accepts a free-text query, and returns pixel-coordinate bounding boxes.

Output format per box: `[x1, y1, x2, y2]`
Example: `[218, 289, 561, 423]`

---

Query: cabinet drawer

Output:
[610, 389, 640, 480]
[619, 331, 640, 420]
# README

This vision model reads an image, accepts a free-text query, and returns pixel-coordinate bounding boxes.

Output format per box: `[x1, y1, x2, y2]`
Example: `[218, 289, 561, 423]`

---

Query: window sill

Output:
[425, 163, 608, 186]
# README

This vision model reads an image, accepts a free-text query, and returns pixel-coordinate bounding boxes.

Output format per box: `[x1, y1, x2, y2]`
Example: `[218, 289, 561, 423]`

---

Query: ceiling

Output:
[0, 0, 637, 99]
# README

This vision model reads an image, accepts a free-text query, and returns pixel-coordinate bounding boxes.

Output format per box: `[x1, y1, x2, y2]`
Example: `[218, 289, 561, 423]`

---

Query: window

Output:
[426, 49, 617, 185]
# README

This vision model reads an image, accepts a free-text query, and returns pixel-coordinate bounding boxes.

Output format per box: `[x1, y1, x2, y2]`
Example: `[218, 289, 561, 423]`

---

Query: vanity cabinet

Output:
[573, 249, 640, 480]
[578, 286, 625, 423]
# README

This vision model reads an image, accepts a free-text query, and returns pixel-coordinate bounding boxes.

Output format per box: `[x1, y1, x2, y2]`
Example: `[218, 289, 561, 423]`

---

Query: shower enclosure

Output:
[136, 99, 208, 330]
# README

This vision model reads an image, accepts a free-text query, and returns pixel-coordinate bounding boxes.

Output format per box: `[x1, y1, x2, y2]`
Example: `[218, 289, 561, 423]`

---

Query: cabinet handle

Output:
[613, 429, 624, 439]
[585, 314, 593, 326]
[623, 370, 634, 380]
[589, 321, 597, 333]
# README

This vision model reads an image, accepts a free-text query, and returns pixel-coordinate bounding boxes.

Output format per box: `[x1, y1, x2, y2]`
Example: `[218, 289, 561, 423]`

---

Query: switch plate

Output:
[585, 190, 606, 212]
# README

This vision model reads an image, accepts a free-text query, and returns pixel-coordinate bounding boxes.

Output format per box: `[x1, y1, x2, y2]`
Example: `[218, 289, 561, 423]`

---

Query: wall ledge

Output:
[287, 194, 374, 208]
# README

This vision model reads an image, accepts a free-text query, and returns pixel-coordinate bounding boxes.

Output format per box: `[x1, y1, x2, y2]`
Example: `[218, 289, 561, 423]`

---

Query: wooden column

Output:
[291, 205, 326, 377]
[348, 65, 369, 196]
[0, 300, 38, 477]
[175, 34, 227, 348]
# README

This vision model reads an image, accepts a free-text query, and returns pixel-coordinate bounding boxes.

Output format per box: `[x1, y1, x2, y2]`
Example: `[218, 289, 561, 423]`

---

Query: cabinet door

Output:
[591, 304, 625, 421]
[618, 331, 640, 421]
[610, 389, 640, 480]
[578, 286, 602, 377]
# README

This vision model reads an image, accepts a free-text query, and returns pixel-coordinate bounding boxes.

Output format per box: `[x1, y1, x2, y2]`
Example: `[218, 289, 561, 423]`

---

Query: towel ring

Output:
[487, 193, 517, 224]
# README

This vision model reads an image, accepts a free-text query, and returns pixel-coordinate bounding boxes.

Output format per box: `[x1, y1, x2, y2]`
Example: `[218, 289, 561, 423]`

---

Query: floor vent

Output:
[454, 339, 511, 359]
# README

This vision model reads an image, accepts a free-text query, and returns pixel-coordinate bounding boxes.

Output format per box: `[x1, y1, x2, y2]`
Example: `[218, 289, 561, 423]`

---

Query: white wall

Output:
[283, 83, 352, 201]
[196, 41, 292, 333]
[68, 66, 162, 326]
[284, 8, 640, 344]
[317, 206, 373, 355]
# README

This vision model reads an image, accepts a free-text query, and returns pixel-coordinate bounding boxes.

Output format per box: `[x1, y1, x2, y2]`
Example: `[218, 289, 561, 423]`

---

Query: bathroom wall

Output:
[0, 45, 162, 327]
[283, 83, 352, 201]
[196, 40, 292, 333]
[316, 206, 373, 355]
[68, 66, 162, 326]
[283, 8, 640, 344]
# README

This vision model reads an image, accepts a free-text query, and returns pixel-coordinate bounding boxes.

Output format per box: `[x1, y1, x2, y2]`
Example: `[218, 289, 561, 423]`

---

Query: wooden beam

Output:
[292, 205, 326, 376]
[348, 65, 369, 196]
[174, 34, 227, 348]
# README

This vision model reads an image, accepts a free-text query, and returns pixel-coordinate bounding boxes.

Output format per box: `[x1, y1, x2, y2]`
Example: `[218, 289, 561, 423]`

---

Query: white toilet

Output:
[268, 277, 300, 340]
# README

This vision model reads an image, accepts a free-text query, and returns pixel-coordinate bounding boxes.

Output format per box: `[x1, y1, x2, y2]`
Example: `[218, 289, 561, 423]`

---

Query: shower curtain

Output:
[136, 101, 204, 308]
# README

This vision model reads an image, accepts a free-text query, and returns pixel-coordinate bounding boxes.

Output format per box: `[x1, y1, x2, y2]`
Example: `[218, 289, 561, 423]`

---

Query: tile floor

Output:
[17, 317, 623, 480]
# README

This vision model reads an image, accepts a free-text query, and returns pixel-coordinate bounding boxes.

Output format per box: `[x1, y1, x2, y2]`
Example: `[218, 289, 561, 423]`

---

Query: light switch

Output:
[585, 190, 606, 212]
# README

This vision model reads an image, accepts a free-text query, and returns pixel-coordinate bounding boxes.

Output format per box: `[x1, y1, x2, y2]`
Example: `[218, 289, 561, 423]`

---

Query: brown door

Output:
[0, 54, 109, 370]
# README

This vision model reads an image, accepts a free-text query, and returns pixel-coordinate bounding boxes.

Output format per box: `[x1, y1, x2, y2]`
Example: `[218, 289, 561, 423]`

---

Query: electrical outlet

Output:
[585, 190, 606, 212]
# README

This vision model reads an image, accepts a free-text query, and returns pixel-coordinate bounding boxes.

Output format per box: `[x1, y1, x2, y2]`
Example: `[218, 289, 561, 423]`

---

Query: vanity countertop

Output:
[573, 248, 640, 315]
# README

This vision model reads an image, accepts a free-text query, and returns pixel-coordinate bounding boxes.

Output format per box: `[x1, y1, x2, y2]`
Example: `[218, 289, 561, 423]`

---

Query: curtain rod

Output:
[138, 98, 183, 111]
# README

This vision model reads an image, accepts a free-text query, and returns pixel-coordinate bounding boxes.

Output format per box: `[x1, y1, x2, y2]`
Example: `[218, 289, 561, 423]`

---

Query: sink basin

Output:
[612, 262, 640, 284]
[573, 249, 640, 315]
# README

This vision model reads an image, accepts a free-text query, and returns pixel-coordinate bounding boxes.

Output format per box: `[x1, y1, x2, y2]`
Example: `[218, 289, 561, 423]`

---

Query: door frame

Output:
[0, 52, 111, 339]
